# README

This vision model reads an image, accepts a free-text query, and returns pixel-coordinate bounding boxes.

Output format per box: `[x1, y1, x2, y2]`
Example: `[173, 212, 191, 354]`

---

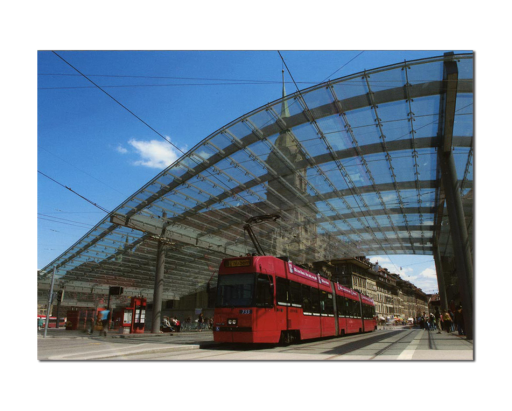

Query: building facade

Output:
[314, 256, 429, 320]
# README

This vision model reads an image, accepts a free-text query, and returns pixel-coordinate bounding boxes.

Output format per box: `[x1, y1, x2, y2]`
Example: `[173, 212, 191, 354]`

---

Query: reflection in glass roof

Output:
[38, 54, 474, 303]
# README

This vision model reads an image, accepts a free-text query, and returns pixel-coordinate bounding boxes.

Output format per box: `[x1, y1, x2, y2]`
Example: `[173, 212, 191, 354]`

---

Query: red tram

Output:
[213, 256, 377, 344]
[37, 315, 66, 328]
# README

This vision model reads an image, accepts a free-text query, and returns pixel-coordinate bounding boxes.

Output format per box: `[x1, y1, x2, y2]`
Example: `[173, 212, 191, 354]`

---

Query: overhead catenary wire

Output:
[50, 51, 236, 197]
[39, 72, 312, 84]
[319, 51, 365, 83]
[38, 170, 111, 214]
[39, 145, 128, 197]
[51, 51, 187, 157]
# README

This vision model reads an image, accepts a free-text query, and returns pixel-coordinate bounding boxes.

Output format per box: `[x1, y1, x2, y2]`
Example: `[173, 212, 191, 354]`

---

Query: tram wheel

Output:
[279, 330, 299, 345]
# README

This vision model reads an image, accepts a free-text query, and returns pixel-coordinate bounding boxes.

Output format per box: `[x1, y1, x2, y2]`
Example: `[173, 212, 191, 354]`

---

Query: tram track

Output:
[322, 329, 417, 360]
[296, 330, 415, 360]
[270, 329, 410, 357]
[367, 329, 416, 359]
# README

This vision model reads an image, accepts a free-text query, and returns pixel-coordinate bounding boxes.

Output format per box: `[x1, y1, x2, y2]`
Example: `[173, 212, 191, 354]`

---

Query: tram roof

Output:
[38, 53, 474, 306]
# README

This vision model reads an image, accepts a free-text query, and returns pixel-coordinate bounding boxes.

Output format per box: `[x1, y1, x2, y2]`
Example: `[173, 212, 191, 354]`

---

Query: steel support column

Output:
[438, 152, 474, 339]
[433, 242, 448, 310]
[438, 53, 474, 339]
[151, 240, 166, 334]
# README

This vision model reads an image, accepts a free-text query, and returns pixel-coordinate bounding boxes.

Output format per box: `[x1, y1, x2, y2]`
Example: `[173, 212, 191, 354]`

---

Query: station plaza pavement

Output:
[37, 325, 474, 361]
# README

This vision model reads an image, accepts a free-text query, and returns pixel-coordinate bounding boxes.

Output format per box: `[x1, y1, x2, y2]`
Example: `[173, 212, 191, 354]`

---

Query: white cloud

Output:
[116, 145, 128, 154]
[368, 256, 390, 265]
[128, 138, 182, 169]
[367, 256, 438, 293]
[419, 267, 437, 279]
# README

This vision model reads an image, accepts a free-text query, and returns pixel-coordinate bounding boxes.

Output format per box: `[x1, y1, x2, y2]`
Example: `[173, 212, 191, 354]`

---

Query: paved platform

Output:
[37, 326, 473, 360]
[37, 327, 211, 339]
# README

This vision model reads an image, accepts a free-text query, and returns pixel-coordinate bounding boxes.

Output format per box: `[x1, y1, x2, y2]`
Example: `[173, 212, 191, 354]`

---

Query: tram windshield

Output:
[216, 273, 274, 308]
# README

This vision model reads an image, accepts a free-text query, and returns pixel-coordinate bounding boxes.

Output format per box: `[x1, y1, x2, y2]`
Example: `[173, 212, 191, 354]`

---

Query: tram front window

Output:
[216, 273, 256, 308]
[216, 273, 274, 308]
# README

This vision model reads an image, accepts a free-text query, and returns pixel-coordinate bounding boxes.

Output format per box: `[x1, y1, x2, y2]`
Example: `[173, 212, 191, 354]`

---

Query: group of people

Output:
[194, 313, 214, 331]
[162, 316, 181, 332]
[417, 304, 465, 336]
[82, 311, 111, 336]
[163, 313, 214, 332]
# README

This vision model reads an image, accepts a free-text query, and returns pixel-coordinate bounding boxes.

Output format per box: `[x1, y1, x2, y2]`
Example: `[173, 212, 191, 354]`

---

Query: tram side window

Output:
[290, 280, 302, 307]
[336, 295, 344, 316]
[311, 287, 320, 315]
[362, 304, 368, 318]
[302, 284, 311, 313]
[255, 274, 273, 308]
[276, 277, 289, 306]
[350, 299, 358, 317]
[367, 304, 375, 319]
[343, 296, 349, 316]
[355, 300, 362, 318]
[321, 291, 334, 315]
[346, 298, 353, 317]
[367, 304, 373, 319]
[339, 296, 348, 316]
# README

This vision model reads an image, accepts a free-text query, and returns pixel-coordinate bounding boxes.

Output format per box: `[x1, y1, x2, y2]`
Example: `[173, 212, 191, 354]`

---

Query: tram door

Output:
[254, 274, 277, 336]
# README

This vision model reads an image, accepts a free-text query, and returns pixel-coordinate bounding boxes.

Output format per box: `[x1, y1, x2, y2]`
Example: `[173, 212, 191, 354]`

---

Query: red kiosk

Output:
[113, 297, 146, 334]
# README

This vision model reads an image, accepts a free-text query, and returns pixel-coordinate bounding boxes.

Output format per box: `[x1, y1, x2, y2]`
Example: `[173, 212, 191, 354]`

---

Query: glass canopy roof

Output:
[38, 53, 474, 305]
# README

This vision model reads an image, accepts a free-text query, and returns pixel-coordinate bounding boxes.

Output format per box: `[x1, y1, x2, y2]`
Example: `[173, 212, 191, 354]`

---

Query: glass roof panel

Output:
[245, 109, 276, 130]
[208, 132, 233, 151]
[453, 147, 471, 178]
[453, 93, 474, 136]
[302, 86, 333, 110]
[246, 139, 272, 161]
[332, 76, 368, 100]
[457, 57, 473, 80]
[344, 108, 377, 135]
[377, 100, 409, 123]
[416, 148, 437, 181]
[389, 150, 415, 183]
[407, 59, 444, 84]
[351, 123, 382, 147]
[225, 121, 252, 140]
[359, 152, 392, 185]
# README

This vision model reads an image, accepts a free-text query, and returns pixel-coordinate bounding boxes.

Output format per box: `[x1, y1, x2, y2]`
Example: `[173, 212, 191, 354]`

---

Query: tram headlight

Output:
[227, 318, 237, 325]
[228, 319, 233, 325]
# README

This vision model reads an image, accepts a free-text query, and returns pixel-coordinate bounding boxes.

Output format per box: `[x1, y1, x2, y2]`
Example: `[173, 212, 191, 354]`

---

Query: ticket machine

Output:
[119, 297, 146, 334]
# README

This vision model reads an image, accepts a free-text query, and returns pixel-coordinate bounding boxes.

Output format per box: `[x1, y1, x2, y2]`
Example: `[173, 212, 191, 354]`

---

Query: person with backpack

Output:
[443, 310, 452, 333]
[435, 307, 442, 334]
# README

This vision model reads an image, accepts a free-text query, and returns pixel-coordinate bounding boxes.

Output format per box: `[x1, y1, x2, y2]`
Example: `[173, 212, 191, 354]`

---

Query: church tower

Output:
[264, 71, 319, 261]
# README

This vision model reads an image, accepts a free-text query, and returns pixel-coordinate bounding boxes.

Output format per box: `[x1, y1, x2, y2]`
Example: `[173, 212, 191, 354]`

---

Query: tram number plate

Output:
[239, 309, 252, 314]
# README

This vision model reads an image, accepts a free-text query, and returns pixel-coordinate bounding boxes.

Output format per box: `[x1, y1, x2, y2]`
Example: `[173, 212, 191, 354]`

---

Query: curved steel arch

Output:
[39, 53, 474, 304]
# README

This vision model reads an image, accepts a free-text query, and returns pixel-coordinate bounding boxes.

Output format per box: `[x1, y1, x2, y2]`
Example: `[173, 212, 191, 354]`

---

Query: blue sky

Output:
[37, 50, 469, 294]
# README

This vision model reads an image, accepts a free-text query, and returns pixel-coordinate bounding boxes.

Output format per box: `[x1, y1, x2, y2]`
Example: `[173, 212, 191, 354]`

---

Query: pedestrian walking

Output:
[98, 310, 110, 337]
[435, 307, 442, 334]
[86, 316, 93, 335]
[449, 309, 455, 332]
[455, 304, 465, 336]
[174, 316, 181, 332]
[443, 310, 452, 333]
[422, 312, 428, 331]
[429, 313, 435, 331]
[198, 313, 204, 331]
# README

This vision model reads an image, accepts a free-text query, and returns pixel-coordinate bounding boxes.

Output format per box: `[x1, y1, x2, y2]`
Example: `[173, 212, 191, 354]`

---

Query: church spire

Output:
[281, 69, 290, 118]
